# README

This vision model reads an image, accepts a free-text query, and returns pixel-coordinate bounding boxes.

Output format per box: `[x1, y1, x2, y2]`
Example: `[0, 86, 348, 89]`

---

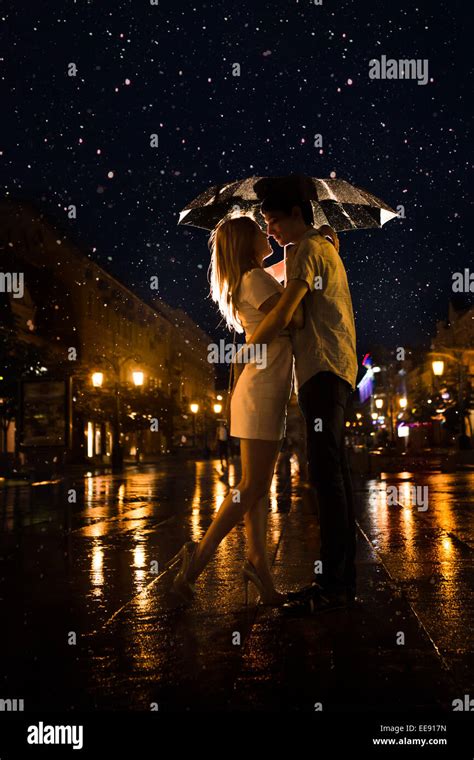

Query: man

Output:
[238, 186, 359, 614]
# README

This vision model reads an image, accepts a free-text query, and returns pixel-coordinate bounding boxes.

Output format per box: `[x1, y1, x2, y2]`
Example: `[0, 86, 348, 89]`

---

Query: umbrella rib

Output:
[318, 179, 335, 201]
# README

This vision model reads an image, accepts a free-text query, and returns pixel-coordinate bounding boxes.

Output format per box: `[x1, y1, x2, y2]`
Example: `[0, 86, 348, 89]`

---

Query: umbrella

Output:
[178, 175, 398, 232]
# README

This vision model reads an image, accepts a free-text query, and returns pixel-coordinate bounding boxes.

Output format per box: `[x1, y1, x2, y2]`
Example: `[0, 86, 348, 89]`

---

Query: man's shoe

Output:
[287, 582, 357, 603]
[281, 587, 353, 616]
[286, 581, 324, 601]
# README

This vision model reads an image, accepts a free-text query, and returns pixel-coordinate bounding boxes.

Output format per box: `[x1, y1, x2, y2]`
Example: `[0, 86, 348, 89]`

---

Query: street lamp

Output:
[428, 349, 474, 443]
[375, 398, 384, 410]
[190, 403, 199, 447]
[91, 372, 104, 388]
[213, 403, 223, 414]
[90, 367, 122, 469]
[399, 397, 407, 409]
[131, 370, 145, 462]
[91, 354, 144, 471]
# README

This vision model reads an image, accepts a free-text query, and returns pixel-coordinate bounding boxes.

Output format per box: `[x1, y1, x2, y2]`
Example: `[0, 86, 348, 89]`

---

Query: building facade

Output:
[0, 200, 217, 469]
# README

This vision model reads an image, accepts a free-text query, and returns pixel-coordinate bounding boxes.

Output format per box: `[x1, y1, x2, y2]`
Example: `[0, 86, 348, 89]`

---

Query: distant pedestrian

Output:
[216, 421, 229, 469]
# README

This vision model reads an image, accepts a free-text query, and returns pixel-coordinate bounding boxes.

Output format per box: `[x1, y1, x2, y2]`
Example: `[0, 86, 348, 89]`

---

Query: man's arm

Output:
[232, 283, 306, 382]
[245, 278, 308, 350]
[236, 233, 330, 366]
[258, 290, 304, 330]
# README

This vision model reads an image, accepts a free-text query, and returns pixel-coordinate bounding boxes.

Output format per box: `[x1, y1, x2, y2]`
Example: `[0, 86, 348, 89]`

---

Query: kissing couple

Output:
[166, 178, 359, 615]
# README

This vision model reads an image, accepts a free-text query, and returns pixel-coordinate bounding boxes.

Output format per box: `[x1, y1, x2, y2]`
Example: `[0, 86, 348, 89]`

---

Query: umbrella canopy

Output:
[178, 175, 398, 232]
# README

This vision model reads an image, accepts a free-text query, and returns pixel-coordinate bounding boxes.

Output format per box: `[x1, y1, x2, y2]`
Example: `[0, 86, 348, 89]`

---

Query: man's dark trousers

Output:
[297, 370, 357, 595]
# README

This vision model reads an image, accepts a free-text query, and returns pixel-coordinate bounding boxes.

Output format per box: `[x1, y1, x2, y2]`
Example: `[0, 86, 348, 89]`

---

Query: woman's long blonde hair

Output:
[208, 215, 262, 333]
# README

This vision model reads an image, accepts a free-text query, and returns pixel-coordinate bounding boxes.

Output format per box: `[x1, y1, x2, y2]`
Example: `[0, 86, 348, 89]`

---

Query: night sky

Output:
[3, 0, 470, 358]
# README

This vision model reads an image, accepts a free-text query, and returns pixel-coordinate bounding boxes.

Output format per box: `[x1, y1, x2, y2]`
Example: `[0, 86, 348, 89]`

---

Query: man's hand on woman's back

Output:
[317, 225, 339, 253]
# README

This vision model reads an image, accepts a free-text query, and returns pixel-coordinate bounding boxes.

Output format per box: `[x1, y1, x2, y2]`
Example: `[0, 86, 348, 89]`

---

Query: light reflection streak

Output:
[190, 461, 206, 541]
[90, 540, 104, 596]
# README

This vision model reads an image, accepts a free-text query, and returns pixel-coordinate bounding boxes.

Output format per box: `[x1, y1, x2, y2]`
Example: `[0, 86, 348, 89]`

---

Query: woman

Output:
[164, 215, 301, 606]
[165, 216, 337, 606]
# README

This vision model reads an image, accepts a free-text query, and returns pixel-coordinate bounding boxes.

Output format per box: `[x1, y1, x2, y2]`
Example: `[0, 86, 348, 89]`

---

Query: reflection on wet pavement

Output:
[0, 458, 472, 711]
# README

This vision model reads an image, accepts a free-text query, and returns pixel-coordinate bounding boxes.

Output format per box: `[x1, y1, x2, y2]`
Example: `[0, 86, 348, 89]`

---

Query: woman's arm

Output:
[264, 258, 285, 283]
[232, 279, 309, 375]
[231, 289, 304, 385]
[258, 291, 304, 330]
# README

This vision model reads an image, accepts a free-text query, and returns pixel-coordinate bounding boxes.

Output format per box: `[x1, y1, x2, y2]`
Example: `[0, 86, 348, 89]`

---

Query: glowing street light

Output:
[213, 403, 223, 414]
[375, 398, 384, 410]
[190, 403, 199, 447]
[432, 360, 445, 377]
[91, 372, 104, 388]
[90, 353, 145, 471]
[399, 397, 408, 409]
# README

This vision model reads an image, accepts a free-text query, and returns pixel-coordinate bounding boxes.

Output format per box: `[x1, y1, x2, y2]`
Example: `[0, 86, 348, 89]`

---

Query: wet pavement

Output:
[0, 456, 472, 713]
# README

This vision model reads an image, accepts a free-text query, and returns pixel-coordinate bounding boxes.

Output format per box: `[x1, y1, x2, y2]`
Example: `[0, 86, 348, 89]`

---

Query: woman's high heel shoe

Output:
[164, 541, 198, 603]
[242, 559, 287, 607]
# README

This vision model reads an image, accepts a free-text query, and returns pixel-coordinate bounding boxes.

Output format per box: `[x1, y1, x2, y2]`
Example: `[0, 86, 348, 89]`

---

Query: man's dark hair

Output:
[255, 174, 316, 226]
[261, 191, 314, 226]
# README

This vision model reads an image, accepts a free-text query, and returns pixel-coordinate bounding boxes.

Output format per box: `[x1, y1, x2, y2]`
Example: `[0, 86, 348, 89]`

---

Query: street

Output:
[0, 456, 472, 713]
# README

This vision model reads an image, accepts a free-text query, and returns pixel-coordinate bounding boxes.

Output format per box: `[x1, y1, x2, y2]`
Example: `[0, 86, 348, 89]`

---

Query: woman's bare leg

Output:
[244, 495, 276, 590]
[186, 438, 281, 583]
[243, 438, 282, 591]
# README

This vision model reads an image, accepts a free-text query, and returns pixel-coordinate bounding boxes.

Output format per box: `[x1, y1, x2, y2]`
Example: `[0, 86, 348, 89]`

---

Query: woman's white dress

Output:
[230, 268, 294, 441]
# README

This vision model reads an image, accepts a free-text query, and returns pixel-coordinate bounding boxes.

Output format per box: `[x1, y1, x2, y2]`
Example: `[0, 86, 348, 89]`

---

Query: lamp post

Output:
[91, 354, 144, 471]
[387, 378, 395, 444]
[428, 349, 473, 444]
[131, 371, 144, 462]
[190, 403, 199, 448]
[386, 385, 407, 444]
